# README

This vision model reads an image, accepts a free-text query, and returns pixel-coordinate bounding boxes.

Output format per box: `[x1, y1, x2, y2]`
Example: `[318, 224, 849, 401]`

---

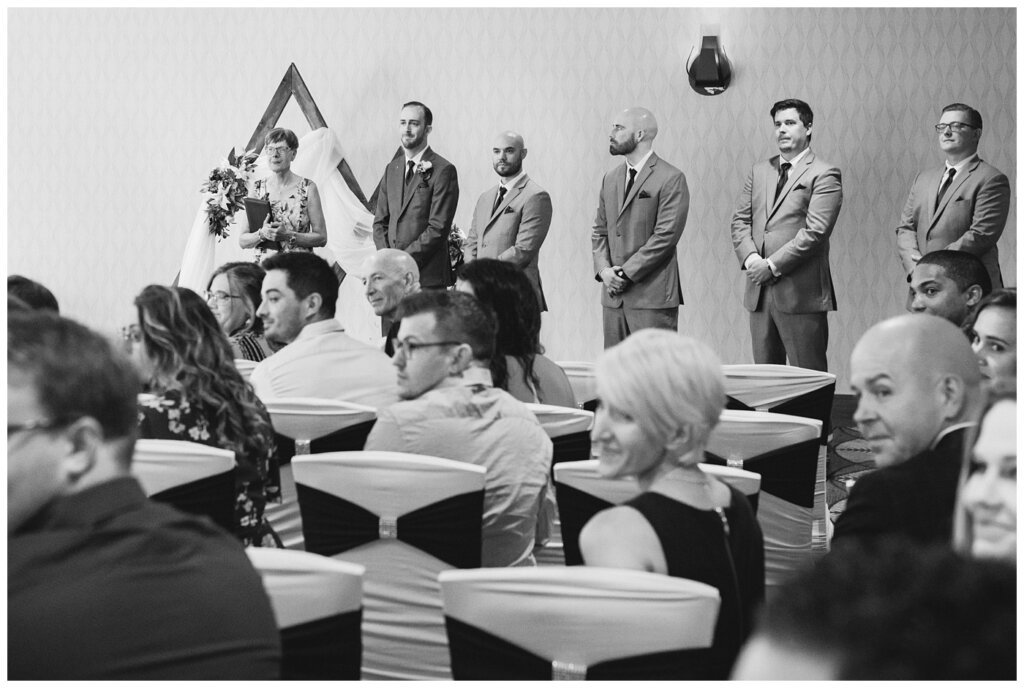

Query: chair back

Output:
[440, 567, 720, 679]
[293, 451, 486, 680]
[245, 548, 365, 680]
[132, 439, 236, 533]
[554, 360, 597, 410]
[235, 358, 258, 382]
[526, 403, 594, 465]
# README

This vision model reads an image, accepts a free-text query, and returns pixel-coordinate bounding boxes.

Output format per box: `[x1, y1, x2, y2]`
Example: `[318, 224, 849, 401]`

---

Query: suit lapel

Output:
[388, 156, 406, 218]
[617, 154, 656, 218]
[489, 173, 529, 224]
[399, 147, 433, 218]
[930, 158, 978, 228]
[768, 151, 814, 220]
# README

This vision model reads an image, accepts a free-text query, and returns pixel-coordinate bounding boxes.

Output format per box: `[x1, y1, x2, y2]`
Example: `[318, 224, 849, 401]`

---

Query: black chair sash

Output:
[551, 431, 592, 466]
[726, 382, 835, 444]
[445, 615, 716, 680]
[582, 399, 598, 413]
[553, 482, 616, 566]
[280, 609, 362, 680]
[704, 437, 819, 508]
[296, 485, 483, 569]
[151, 468, 237, 533]
[274, 418, 377, 465]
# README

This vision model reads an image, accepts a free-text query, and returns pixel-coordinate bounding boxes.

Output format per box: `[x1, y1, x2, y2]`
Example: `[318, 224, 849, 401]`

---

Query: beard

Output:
[609, 137, 637, 156]
[493, 158, 523, 178]
[402, 130, 426, 151]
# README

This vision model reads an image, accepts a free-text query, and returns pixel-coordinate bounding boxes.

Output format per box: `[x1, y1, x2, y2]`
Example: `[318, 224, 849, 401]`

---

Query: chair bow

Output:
[726, 382, 834, 442]
[151, 468, 237, 533]
[704, 438, 818, 508]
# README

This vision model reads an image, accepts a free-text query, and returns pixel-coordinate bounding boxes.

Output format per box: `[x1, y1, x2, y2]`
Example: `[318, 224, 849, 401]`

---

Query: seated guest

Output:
[954, 391, 1016, 562]
[731, 539, 1015, 680]
[364, 290, 553, 567]
[8, 311, 280, 679]
[361, 248, 421, 356]
[8, 274, 59, 312]
[456, 258, 574, 407]
[906, 249, 991, 326]
[833, 314, 982, 545]
[206, 261, 280, 360]
[250, 252, 398, 409]
[579, 329, 764, 679]
[964, 288, 1016, 393]
[132, 285, 279, 545]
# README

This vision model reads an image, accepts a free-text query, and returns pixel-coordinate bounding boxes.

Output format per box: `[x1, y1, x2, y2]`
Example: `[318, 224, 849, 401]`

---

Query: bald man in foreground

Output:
[832, 314, 982, 545]
[592, 107, 689, 347]
[465, 131, 552, 310]
[362, 248, 421, 356]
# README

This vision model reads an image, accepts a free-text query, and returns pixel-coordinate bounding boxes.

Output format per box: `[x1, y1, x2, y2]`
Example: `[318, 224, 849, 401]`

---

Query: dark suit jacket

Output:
[466, 173, 552, 310]
[895, 156, 1010, 289]
[591, 152, 689, 310]
[730, 151, 843, 314]
[373, 147, 459, 288]
[831, 427, 968, 545]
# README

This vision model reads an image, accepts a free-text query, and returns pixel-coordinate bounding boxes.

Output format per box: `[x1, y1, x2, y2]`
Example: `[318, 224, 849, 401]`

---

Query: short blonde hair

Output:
[596, 329, 725, 453]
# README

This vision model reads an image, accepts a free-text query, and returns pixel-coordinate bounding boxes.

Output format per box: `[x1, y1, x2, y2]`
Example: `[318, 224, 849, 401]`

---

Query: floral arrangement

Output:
[415, 160, 433, 181]
[200, 147, 258, 239]
[449, 222, 467, 273]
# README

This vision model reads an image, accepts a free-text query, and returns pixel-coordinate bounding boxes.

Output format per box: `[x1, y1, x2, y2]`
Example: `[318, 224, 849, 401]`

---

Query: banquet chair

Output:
[439, 567, 721, 680]
[553, 459, 761, 566]
[245, 548, 365, 680]
[261, 397, 378, 550]
[554, 360, 597, 411]
[293, 451, 486, 680]
[234, 358, 258, 382]
[132, 439, 237, 533]
[703, 409, 822, 589]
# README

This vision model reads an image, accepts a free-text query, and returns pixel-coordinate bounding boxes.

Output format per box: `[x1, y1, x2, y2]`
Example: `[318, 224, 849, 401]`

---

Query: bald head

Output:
[609, 107, 659, 160]
[362, 249, 421, 318]
[623, 107, 659, 140]
[492, 130, 527, 179]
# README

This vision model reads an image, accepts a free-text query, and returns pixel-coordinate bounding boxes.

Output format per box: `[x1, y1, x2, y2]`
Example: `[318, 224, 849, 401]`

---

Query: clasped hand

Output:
[601, 266, 628, 296]
[260, 220, 291, 243]
[745, 256, 776, 286]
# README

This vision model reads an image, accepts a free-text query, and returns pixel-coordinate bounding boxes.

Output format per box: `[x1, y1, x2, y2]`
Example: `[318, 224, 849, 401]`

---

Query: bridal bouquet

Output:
[201, 148, 258, 239]
[449, 222, 467, 273]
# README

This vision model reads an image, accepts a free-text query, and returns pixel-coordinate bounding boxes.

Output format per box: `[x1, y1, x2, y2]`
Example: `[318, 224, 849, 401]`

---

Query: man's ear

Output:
[936, 374, 967, 422]
[965, 284, 984, 308]
[448, 343, 475, 375]
[304, 293, 323, 320]
[60, 417, 102, 486]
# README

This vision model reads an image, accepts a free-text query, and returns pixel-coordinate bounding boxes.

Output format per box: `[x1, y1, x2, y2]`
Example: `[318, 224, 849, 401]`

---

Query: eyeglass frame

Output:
[204, 290, 242, 304]
[934, 122, 979, 133]
[393, 339, 465, 357]
[8, 417, 75, 440]
[265, 144, 293, 156]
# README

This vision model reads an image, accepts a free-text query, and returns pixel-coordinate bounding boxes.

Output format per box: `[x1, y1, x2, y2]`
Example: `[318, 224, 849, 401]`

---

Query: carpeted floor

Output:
[825, 395, 876, 522]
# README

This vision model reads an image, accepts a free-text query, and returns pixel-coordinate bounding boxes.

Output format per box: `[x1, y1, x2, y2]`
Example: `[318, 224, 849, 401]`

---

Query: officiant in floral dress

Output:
[238, 128, 328, 260]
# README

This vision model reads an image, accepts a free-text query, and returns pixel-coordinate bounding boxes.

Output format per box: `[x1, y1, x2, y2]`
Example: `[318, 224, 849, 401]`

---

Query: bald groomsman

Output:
[465, 131, 552, 310]
[592, 107, 689, 348]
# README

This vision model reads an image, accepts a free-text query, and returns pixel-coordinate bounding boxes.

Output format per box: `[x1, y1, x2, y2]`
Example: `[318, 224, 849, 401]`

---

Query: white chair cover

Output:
[293, 451, 486, 681]
[245, 548, 364, 629]
[234, 358, 258, 382]
[554, 360, 597, 409]
[131, 439, 235, 496]
[553, 459, 761, 502]
[525, 402, 594, 439]
[439, 567, 719, 675]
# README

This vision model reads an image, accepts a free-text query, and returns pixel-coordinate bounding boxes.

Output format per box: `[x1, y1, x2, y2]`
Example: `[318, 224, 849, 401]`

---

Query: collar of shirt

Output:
[404, 147, 427, 166]
[930, 421, 976, 450]
[16, 476, 146, 534]
[780, 146, 811, 166]
[943, 153, 977, 178]
[294, 318, 344, 343]
[626, 150, 655, 182]
[450, 365, 494, 389]
[498, 169, 527, 192]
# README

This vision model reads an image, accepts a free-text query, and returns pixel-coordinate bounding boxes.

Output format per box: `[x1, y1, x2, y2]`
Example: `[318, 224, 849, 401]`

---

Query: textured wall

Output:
[8, 8, 1016, 390]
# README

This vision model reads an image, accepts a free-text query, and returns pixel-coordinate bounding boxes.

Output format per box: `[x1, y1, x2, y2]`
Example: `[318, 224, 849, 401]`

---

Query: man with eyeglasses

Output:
[896, 103, 1010, 289]
[364, 290, 554, 567]
[8, 311, 280, 679]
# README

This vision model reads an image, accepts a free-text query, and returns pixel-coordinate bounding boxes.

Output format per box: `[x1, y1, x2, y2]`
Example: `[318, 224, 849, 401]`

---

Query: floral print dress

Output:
[252, 176, 312, 262]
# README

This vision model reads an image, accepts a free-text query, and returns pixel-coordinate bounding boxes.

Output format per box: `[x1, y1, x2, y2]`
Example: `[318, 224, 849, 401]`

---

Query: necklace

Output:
[655, 466, 711, 490]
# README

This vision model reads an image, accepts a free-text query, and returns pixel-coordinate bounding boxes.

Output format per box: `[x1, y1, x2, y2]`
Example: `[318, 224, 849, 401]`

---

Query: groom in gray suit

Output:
[592, 107, 690, 348]
[465, 131, 552, 310]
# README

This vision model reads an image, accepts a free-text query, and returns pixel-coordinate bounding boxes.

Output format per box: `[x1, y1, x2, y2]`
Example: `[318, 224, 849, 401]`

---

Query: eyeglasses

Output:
[8, 417, 72, 440]
[265, 145, 292, 156]
[121, 324, 142, 343]
[393, 339, 463, 356]
[205, 290, 241, 304]
[934, 122, 977, 133]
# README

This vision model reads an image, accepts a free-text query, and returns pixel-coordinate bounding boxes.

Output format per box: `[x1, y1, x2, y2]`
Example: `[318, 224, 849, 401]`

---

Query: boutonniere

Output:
[415, 160, 433, 181]
[638, 190, 651, 199]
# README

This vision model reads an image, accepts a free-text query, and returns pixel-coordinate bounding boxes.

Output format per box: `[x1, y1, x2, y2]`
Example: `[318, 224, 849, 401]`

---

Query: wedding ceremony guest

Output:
[592, 107, 689, 348]
[465, 130, 552, 310]
[8, 311, 280, 679]
[238, 127, 327, 260]
[731, 539, 1016, 680]
[8, 274, 59, 313]
[964, 288, 1016, 393]
[953, 391, 1016, 561]
[250, 251, 398, 408]
[206, 261, 280, 361]
[373, 101, 460, 289]
[832, 314, 982, 545]
[730, 98, 843, 372]
[895, 103, 1010, 289]
[361, 248, 421, 356]
[364, 290, 553, 567]
[580, 329, 764, 679]
[906, 249, 991, 326]
[132, 285, 279, 545]
[456, 258, 574, 407]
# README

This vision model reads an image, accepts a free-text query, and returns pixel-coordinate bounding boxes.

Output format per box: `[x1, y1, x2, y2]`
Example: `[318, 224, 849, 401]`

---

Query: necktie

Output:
[492, 185, 507, 214]
[935, 168, 956, 209]
[404, 160, 415, 185]
[774, 162, 791, 203]
[623, 167, 637, 204]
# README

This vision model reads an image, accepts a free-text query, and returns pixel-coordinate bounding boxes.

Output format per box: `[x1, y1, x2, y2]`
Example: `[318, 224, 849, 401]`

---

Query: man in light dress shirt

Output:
[250, 251, 398, 409]
[364, 290, 553, 567]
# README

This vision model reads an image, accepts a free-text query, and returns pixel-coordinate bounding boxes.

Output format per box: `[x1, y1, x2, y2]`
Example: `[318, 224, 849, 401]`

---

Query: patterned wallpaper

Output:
[8, 8, 1016, 390]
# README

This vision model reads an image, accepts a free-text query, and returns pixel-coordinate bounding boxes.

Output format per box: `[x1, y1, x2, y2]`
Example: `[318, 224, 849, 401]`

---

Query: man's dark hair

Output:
[770, 99, 813, 130]
[396, 290, 496, 362]
[260, 252, 339, 318]
[8, 311, 141, 461]
[402, 100, 433, 126]
[913, 250, 992, 295]
[942, 103, 983, 130]
[8, 275, 59, 313]
[752, 538, 1015, 680]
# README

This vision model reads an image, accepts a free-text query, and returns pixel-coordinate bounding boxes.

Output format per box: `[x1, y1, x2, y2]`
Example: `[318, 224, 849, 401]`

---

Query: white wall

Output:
[8, 8, 1016, 390]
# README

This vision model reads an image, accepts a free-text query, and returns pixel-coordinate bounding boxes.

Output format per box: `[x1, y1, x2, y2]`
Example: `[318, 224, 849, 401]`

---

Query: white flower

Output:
[415, 160, 433, 175]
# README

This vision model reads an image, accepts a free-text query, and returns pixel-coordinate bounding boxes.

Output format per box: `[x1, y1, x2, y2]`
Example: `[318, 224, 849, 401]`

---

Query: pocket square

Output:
[503, 205, 515, 214]
[793, 184, 806, 190]
[638, 190, 651, 199]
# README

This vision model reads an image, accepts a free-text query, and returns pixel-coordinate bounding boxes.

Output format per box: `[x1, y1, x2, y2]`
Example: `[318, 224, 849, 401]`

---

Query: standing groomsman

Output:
[465, 131, 552, 310]
[592, 107, 689, 348]
[895, 103, 1010, 289]
[731, 99, 843, 372]
[373, 101, 459, 289]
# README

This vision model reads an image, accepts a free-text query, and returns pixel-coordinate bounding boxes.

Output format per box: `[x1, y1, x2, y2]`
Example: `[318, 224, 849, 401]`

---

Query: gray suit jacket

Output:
[730, 151, 843, 314]
[466, 173, 552, 310]
[895, 156, 1009, 288]
[592, 153, 689, 310]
